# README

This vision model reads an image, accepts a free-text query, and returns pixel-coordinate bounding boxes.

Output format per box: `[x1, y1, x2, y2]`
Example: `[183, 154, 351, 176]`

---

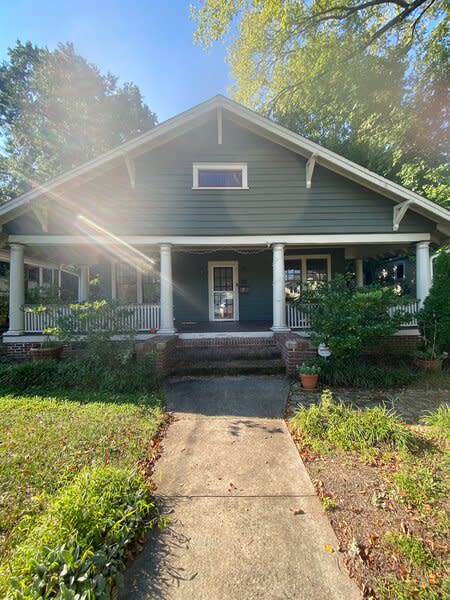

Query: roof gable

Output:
[0, 94, 449, 235]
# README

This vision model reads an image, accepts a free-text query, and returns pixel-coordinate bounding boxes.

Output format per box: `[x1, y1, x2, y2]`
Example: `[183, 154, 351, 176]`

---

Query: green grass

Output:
[384, 534, 437, 569]
[290, 389, 416, 453]
[0, 391, 164, 563]
[421, 404, 450, 442]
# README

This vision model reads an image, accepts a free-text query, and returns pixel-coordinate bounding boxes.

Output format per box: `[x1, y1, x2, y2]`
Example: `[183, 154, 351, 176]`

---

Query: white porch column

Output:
[158, 243, 176, 334]
[78, 265, 90, 302]
[416, 241, 431, 308]
[271, 243, 290, 332]
[7, 244, 25, 336]
[355, 259, 364, 287]
[136, 268, 143, 304]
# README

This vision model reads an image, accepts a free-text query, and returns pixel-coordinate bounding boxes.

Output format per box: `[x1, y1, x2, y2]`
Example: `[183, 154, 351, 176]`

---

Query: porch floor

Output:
[176, 320, 272, 333]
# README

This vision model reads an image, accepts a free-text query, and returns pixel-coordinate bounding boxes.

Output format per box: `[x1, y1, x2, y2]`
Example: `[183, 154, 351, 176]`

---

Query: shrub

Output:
[0, 466, 161, 599]
[0, 351, 161, 394]
[291, 389, 416, 453]
[294, 275, 414, 359]
[421, 250, 450, 355]
[421, 404, 450, 442]
[316, 357, 418, 388]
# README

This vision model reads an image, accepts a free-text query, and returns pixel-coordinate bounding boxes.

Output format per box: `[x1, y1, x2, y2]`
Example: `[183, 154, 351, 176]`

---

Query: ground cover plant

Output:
[290, 390, 450, 599]
[0, 391, 165, 598]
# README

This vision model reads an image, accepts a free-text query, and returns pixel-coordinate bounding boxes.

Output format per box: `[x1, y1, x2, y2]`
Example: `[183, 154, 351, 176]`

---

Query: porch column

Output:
[158, 243, 176, 334]
[271, 243, 289, 332]
[416, 241, 431, 308]
[355, 259, 364, 287]
[7, 243, 25, 335]
[78, 265, 90, 302]
[136, 268, 143, 304]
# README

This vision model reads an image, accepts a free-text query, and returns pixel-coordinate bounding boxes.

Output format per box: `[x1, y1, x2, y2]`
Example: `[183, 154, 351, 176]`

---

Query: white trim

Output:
[8, 233, 432, 246]
[285, 254, 332, 282]
[193, 162, 248, 190]
[0, 95, 448, 232]
[393, 200, 413, 231]
[208, 260, 239, 322]
[217, 107, 223, 145]
[305, 154, 317, 189]
[125, 155, 136, 189]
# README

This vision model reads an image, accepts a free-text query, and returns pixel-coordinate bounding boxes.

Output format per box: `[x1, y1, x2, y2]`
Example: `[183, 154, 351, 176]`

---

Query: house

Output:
[1, 95, 449, 370]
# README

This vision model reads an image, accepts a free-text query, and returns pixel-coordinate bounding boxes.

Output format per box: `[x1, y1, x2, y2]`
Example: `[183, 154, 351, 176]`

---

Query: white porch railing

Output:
[24, 303, 160, 334]
[287, 300, 419, 330]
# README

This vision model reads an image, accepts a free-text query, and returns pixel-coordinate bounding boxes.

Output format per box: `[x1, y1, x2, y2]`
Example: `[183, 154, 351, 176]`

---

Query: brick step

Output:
[174, 344, 281, 363]
[172, 357, 286, 376]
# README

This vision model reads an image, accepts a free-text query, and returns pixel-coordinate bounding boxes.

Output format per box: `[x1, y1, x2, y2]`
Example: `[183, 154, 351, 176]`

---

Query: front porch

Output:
[4, 234, 430, 344]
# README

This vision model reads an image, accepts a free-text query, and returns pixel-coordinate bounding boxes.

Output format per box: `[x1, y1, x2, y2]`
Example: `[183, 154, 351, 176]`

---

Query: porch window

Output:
[285, 255, 331, 298]
[193, 163, 248, 189]
[117, 262, 137, 303]
[142, 269, 160, 303]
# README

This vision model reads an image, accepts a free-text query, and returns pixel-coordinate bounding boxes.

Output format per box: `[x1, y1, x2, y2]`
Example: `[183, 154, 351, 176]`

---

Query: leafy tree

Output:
[295, 275, 413, 359]
[192, 1, 449, 207]
[0, 41, 157, 202]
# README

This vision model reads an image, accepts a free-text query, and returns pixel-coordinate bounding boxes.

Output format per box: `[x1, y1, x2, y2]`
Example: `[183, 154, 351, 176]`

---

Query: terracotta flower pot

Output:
[30, 345, 64, 361]
[300, 373, 319, 390]
[414, 358, 443, 372]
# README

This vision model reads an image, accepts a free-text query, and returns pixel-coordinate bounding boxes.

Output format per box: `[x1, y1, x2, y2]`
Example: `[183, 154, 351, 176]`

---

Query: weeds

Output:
[421, 404, 450, 442]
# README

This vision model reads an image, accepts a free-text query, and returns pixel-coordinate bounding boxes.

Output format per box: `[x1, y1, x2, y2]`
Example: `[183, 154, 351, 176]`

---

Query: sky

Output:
[0, 0, 231, 122]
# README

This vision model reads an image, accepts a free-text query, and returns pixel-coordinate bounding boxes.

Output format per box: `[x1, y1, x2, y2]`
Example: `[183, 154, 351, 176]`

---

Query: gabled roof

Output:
[1, 94, 449, 235]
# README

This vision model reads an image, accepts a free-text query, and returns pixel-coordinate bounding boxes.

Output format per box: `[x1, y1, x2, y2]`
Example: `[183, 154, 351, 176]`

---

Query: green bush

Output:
[0, 466, 161, 599]
[314, 357, 418, 388]
[291, 389, 416, 452]
[421, 404, 450, 442]
[0, 351, 161, 394]
[295, 275, 414, 359]
[420, 250, 450, 354]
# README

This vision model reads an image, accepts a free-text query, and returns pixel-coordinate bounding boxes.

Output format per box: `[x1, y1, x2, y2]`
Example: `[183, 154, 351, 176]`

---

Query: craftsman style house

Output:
[1, 96, 449, 364]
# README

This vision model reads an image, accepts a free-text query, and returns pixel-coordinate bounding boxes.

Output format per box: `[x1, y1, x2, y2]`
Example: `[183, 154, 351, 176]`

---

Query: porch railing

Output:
[286, 299, 419, 330]
[24, 303, 160, 334]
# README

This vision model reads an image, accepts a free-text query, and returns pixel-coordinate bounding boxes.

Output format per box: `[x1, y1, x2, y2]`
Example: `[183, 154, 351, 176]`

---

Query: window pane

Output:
[213, 267, 233, 291]
[306, 259, 328, 283]
[117, 263, 137, 303]
[198, 169, 243, 188]
[285, 260, 302, 297]
[143, 268, 160, 303]
[42, 268, 52, 285]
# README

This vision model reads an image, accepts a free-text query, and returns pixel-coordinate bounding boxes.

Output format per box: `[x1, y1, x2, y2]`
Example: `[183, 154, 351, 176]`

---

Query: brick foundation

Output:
[5, 341, 74, 361]
[274, 333, 316, 375]
[135, 335, 178, 375]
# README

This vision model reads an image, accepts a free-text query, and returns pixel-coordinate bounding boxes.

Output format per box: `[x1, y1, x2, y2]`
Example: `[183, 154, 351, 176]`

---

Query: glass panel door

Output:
[209, 262, 238, 321]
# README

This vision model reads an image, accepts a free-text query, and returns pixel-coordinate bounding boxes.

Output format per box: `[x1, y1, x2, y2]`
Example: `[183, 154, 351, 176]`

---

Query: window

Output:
[284, 255, 331, 298]
[117, 263, 137, 303]
[143, 269, 160, 303]
[193, 163, 248, 189]
[393, 262, 405, 281]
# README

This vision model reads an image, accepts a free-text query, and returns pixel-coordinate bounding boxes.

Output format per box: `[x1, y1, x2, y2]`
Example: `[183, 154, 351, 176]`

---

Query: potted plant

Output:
[413, 347, 447, 371]
[30, 327, 64, 361]
[297, 363, 320, 390]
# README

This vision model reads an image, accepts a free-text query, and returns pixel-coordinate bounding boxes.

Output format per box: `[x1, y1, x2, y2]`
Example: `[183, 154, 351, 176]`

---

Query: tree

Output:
[419, 250, 450, 354]
[0, 41, 157, 202]
[192, 1, 449, 207]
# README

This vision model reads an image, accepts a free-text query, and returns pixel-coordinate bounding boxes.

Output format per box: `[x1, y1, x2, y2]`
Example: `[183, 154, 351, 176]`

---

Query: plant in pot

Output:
[30, 326, 64, 361]
[415, 311, 447, 371]
[297, 362, 320, 390]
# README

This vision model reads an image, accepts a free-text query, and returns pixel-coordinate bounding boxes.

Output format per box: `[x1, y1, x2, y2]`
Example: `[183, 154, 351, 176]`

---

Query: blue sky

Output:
[0, 0, 231, 122]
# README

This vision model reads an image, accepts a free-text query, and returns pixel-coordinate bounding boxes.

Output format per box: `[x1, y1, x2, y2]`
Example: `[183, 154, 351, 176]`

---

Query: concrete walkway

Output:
[121, 376, 360, 600]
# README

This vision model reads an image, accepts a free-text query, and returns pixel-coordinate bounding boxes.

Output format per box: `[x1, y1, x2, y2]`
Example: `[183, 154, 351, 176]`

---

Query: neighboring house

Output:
[0, 95, 449, 367]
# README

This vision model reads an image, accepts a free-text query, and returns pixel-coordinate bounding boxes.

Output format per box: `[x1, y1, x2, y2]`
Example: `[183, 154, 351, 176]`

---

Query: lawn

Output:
[0, 391, 164, 570]
[290, 388, 450, 599]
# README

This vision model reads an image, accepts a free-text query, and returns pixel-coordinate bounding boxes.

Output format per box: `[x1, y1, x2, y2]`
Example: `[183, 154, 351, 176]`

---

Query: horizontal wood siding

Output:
[6, 115, 436, 236]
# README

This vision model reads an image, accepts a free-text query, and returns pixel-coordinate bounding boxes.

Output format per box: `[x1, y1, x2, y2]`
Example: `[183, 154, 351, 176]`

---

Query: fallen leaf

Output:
[290, 507, 304, 515]
[325, 544, 334, 553]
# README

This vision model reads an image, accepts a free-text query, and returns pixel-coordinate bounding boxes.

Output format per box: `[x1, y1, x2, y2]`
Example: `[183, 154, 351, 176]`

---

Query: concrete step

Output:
[172, 357, 286, 376]
[175, 344, 282, 363]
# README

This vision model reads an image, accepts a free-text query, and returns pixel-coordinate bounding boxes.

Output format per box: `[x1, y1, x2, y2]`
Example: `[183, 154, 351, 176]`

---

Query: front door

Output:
[208, 261, 239, 321]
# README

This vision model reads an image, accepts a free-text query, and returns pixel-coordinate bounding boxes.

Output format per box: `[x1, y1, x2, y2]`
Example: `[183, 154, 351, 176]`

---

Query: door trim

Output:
[208, 261, 239, 321]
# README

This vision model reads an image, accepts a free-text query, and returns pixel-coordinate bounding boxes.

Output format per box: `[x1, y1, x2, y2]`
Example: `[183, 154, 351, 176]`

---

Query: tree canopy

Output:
[0, 41, 157, 203]
[192, 1, 449, 208]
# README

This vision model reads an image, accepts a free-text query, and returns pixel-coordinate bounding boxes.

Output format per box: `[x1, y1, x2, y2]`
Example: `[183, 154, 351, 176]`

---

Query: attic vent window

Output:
[193, 163, 248, 189]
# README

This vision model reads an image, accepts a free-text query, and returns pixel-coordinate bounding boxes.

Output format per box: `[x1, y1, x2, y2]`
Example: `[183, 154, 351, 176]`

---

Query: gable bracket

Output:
[30, 201, 49, 232]
[393, 200, 414, 231]
[124, 155, 135, 189]
[305, 153, 318, 189]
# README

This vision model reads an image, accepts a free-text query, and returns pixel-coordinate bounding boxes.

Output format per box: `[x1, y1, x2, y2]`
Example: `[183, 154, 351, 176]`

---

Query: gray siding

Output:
[173, 248, 345, 323]
[6, 114, 436, 236]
